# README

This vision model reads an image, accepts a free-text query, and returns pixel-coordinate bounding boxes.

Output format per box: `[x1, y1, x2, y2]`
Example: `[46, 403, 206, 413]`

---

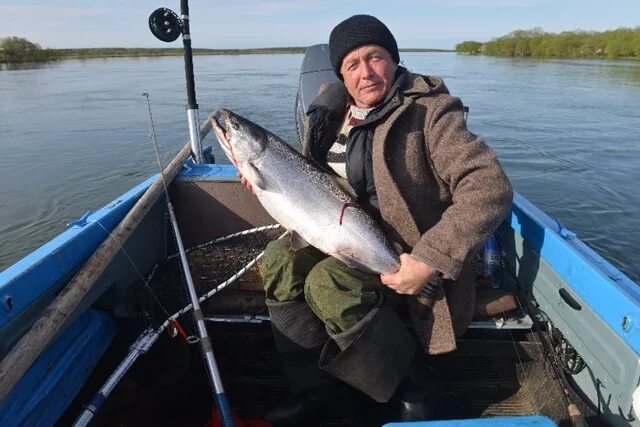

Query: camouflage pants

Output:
[259, 236, 400, 333]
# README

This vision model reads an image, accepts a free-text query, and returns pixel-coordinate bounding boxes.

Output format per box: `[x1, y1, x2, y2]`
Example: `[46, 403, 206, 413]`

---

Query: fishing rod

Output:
[141, 92, 235, 427]
[148, 4, 233, 424]
[148, 1, 204, 163]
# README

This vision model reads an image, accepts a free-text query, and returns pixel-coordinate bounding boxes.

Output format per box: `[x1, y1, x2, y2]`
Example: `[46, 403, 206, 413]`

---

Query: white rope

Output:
[167, 224, 280, 260]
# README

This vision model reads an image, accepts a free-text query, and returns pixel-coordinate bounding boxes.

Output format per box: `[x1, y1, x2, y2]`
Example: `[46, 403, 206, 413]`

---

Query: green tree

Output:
[455, 41, 483, 54]
[0, 37, 58, 63]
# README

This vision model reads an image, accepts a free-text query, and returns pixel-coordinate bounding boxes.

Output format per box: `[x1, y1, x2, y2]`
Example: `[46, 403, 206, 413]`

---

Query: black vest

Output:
[305, 69, 407, 222]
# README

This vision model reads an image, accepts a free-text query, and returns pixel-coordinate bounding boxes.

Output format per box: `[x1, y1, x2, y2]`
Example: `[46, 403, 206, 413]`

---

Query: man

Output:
[255, 14, 513, 424]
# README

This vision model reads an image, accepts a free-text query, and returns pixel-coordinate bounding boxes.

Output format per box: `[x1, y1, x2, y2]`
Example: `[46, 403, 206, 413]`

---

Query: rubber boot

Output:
[265, 299, 336, 425]
[319, 304, 417, 403]
[396, 352, 435, 421]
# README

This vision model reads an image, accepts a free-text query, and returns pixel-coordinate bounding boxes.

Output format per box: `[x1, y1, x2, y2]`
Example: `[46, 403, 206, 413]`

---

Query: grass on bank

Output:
[55, 47, 306, 59]
[57, 47, 451, 60]
[0, 41, 309, 63]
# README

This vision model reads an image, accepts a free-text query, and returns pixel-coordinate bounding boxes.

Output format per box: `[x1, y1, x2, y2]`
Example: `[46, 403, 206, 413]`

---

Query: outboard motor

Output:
[295, 44, 339, 150]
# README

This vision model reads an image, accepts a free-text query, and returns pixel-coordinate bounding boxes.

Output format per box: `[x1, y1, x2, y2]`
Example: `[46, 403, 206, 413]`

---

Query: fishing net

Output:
[84, 225, 382, 426]
[130, 228, 278, 330]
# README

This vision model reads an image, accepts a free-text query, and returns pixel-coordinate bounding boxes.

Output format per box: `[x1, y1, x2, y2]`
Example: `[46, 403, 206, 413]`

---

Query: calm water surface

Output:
[1, 53, 638, 283]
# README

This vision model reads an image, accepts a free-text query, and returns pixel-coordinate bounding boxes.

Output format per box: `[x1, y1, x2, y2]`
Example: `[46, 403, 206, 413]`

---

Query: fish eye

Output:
[231, 121, 239, 131]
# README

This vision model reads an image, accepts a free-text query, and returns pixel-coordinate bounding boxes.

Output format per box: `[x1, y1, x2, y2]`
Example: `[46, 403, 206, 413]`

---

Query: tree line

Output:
[456, 27, 640, 59]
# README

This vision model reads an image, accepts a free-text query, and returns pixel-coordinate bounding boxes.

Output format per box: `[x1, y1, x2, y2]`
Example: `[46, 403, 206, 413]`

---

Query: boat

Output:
[1, 14, 639, 427]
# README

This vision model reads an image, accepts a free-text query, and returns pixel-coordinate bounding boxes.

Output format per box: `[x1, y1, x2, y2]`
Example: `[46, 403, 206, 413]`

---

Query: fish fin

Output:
[341, 259, 361, 270]
[244, 162, 266, 190]
[289, 231, 310, 251]
[340, 257, 375, 273]
[332, 250, 373, 273]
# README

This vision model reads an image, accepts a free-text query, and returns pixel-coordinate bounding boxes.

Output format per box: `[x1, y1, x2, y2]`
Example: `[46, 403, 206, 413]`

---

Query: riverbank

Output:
[55, 47, 306, 60]
[56, 47, 452, 60]
[0, 46, 453, 64]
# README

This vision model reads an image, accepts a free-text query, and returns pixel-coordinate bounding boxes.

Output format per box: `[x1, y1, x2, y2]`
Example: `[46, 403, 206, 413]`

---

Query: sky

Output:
[1, 0, 639, 50]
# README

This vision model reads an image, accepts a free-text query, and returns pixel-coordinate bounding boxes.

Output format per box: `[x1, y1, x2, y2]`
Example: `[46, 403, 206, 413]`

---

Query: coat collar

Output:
[307, 66, 443, 117]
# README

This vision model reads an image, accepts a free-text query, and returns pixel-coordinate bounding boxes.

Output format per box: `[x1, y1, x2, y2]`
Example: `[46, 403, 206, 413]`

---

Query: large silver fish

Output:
[212, 109, 399, 274]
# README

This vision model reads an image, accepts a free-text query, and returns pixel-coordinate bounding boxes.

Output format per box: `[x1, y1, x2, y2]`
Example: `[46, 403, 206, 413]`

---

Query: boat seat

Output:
[203, 269, 526, 331]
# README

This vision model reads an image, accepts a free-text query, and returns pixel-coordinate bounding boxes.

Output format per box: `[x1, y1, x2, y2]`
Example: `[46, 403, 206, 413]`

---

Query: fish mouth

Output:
[212, 109, 232, 152]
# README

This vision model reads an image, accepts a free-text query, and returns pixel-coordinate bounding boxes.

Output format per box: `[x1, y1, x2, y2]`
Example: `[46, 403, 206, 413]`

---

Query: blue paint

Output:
[0, 174, 158, 328]
[384, 415, 556, 426]
[509, 192, 640, 352]
[183, 145, 215, 165]
[0, 309, 117, 426]
[67, 211, 93, 228]
[555, 219, 577, 240]
[178, 163, 238, 180]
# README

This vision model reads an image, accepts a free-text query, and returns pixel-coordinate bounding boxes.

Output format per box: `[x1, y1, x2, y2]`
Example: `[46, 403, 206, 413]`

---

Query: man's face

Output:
[340, 45, 398, 108]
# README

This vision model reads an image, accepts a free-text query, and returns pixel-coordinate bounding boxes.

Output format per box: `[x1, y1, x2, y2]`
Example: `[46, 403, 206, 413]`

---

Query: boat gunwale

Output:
[509, 191, 640, 355]
[0, 174, 159, 328]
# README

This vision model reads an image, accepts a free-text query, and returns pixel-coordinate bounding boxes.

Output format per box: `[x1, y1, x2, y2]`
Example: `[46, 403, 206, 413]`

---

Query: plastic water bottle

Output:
[480, 234, 501, 288]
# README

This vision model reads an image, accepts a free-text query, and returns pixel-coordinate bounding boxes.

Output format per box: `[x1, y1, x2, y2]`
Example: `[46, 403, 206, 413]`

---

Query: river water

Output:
[1, 53, 638, 283]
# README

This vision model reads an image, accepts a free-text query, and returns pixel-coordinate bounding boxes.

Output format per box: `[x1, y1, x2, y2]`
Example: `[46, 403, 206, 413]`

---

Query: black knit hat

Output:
[329, 14, 399, 78]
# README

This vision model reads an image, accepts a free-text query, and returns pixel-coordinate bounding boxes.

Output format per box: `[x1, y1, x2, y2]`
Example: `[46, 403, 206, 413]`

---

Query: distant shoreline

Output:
[52, 47, 453, 60]
[16, 43, 640, 64]
[1, 46, 454, 64]
[56, 47, 305, 59]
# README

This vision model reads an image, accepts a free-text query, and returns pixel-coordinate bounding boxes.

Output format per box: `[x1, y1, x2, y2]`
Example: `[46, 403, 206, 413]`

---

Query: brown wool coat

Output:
[308, 72, 513, 354]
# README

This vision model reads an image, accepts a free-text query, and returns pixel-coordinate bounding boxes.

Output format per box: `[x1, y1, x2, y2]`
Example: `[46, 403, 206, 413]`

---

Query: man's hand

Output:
[380, 254, 438, 295]
[237, 171, 254, 194]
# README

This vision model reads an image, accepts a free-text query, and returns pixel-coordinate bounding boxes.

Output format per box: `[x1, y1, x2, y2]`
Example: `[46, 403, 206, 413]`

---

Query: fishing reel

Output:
[148, 7, 182, 42]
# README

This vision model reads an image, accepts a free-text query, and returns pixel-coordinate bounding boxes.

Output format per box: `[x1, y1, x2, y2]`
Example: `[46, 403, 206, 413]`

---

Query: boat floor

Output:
[58, 233, 606, 427]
